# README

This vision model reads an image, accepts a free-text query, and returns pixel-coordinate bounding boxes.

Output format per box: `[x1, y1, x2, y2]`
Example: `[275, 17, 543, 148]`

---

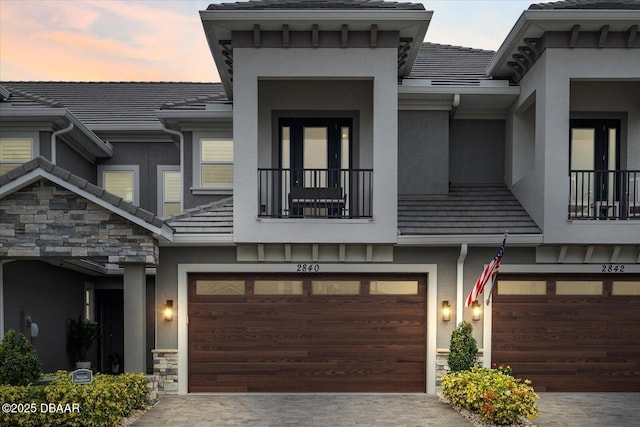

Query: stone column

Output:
[123, 263, 146, 373]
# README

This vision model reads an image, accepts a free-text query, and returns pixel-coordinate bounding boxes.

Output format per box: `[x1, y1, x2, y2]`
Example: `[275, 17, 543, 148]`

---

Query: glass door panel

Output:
[303, 127, 328, 187]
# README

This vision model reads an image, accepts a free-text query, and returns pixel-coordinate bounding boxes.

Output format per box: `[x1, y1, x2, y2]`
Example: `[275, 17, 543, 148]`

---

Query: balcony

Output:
[569, 170, 640, 220]
[258, 168, 373, 219]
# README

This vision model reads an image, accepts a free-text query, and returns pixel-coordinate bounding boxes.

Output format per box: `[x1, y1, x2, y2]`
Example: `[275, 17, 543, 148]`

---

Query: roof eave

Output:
[200, 8, 432, 99]
[397, 233, 544, 247]
[0, 107, 113, 158]
[487, 9, 640, 77]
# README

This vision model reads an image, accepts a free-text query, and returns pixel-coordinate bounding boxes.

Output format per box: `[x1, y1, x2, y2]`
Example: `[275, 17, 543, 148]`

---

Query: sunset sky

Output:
[0, 0, 554, 82]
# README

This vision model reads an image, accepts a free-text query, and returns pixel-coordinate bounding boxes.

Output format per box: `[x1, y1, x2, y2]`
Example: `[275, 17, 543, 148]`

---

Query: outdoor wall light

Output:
[442, 300, 451, 321]
[163, 300, 174, 321]
[471, 300, 481, 321]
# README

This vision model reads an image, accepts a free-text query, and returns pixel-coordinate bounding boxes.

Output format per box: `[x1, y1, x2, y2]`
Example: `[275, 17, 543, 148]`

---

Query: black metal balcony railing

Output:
[258, 168, 373, 218]
[569, 170, 640, 220]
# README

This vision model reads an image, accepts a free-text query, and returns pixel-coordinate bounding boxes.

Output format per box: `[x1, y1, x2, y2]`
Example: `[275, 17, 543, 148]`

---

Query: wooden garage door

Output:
[188, 274, 426, 392]
[492, 275, 640, 392]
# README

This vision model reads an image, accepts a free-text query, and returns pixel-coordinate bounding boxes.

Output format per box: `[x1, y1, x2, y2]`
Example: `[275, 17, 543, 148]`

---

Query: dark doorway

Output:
[96, 289, 124, 373]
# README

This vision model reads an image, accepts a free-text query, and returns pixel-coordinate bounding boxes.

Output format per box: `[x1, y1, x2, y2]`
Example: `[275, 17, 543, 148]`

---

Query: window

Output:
[98, 165, 139, 205]
[556, 281, 603, 295]
[497, 280, 547, 295]
[369, 281, 418, 295]
[200, 139, 233, 189]
[254, 281, 303, 295]
[0, 138, 33, 174]
[196, 280, 245, 295]
[158, 166, 181, 216]
[312, 281, 360, 295]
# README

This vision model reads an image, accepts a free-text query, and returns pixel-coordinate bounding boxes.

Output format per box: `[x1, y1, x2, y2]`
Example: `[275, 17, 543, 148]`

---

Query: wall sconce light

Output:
[442, 300, 451, 321]
[471, 300, 481, 321]
[163, 300, 174, 321]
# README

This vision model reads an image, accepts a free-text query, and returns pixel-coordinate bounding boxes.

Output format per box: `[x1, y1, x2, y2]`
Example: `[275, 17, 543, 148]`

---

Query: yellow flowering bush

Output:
[0, 371, 148, 427]
[441, 366, 539, 425]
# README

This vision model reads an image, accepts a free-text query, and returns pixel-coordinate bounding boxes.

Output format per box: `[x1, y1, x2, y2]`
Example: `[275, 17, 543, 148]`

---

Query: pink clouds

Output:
[0, 0, 219, 82]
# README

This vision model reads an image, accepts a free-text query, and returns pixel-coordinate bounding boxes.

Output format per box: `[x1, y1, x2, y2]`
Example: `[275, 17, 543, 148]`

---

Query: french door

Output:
[280, 118, 351, 187]
[570, 119, 620, 218]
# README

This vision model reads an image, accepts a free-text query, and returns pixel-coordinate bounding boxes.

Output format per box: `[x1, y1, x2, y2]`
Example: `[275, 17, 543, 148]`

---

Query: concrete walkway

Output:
[132, 393, 640, 427]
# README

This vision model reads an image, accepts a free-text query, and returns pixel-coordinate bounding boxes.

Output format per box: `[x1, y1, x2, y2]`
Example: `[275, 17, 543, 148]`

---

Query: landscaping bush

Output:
[0, 371, 148, 427]
[0, 330, 41, 386]
[447, 321, 478, 372]
[441, 366, 539, 425]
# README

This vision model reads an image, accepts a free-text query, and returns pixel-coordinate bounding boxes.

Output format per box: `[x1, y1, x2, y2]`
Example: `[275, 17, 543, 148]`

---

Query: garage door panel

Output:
[493, 276, 640, 392]
[188, 274, 426, 392]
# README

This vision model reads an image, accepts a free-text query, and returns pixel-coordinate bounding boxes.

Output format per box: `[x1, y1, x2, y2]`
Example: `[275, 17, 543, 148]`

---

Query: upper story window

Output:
[0, 138, 33, 174]
[197, 138, 233, 190]
[158, 165, 181, 217]
[98, 165, 140, 205]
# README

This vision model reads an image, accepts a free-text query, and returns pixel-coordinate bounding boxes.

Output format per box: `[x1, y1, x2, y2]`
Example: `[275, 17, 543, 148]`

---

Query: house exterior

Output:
[1, 0, 639, 394]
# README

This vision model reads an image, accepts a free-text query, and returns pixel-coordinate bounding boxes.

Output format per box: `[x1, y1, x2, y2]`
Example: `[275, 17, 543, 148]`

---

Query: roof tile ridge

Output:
[166, 196, 234, 221]
[421, 42, 496, 54]
[2, 86, 64, 108]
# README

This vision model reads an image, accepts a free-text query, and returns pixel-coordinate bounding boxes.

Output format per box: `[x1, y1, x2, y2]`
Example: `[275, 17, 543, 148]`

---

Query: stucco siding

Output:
[3, 260, 87, 372]
[450, 119, 505, 184]
[398, 111, 448, 194]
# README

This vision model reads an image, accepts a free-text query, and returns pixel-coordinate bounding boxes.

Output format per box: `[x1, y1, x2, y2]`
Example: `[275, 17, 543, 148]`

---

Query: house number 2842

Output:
[297, 264, 320, 273]
[601, 264, 625, 273]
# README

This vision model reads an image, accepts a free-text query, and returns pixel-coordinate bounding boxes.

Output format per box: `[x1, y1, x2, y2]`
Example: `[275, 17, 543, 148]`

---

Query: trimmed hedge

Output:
[0, 330, 41, 386]
[0, 371, 147, 427]
[441, 366, 539, 425]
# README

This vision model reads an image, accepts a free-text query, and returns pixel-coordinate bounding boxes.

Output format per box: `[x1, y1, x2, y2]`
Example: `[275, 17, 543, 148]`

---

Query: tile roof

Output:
[207, 0, 425, 10]
[406, 43, 496, 86]
[397, 184, 541, 235]
[166, 198, 233, 234]
[0, 82, 226, 129]
[0, 157, 166, 230]
[529, 0, 640, 10]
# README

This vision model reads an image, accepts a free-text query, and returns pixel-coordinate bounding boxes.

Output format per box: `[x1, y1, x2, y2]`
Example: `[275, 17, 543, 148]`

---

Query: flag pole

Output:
[485, 231, 508, 306]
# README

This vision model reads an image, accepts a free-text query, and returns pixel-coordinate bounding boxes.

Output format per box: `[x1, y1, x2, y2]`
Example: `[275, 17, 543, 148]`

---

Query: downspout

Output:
[456, 243, 468, 325]
[449, 94, 460, 122]
[160, 125, 185, 212]
[51, 122, 74, 164]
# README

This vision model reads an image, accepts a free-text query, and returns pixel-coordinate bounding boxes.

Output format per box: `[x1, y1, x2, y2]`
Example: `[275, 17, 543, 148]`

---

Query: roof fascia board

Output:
[161, 234, 235, 246]
[89, 123, 165, 132]
[397, 234, 543, 246]
[398, 85, 520, 96]
[0, 107, 113, 157]
[155, 110, 233, 120]
[487, 9, 640, 76]
[200, 9, 432, 27]
[0, 169, 173, 242]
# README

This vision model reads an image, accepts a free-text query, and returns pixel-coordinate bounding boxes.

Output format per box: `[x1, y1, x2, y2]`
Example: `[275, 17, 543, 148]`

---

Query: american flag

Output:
[465, 235, 506, 307]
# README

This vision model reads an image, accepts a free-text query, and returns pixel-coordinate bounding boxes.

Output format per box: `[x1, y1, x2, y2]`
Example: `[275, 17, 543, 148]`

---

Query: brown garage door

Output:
[188, 273, 426, 392]
[492, 275, 640, 392]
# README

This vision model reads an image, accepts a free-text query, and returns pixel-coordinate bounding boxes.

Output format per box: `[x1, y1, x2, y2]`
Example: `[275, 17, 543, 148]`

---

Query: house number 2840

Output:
[297, 264, 320, 273]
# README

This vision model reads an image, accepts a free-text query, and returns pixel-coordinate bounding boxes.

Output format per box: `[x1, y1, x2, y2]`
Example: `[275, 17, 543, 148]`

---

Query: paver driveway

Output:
[132, 393, 640, 427]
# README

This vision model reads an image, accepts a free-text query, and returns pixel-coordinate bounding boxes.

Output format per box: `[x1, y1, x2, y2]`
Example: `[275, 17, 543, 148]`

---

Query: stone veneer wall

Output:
[0, 180, 158, 263]
[436, 349, 484, 389]
[152, 349, 178, 395]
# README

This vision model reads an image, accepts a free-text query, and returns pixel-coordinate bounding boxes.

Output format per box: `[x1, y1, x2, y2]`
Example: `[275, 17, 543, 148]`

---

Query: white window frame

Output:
[98, 164, 140, 205]
[0, 136, 38, 172]
[157, 165, 182, 216]
[192, 136, 233, 195]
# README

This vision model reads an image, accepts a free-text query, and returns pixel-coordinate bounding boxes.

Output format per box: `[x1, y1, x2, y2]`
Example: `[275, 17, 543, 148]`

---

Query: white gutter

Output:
[456, 244, 468, 325]
[51, 122, 74, 164]
[160, 125, 185, 212]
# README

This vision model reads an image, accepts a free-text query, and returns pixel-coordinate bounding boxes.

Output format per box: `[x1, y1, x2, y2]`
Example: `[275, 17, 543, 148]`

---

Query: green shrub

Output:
[441, 366, 539, 425]
[0, 330, 42, 386]
[447, 321, 478, 372]
[0, 371, 148, 427]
